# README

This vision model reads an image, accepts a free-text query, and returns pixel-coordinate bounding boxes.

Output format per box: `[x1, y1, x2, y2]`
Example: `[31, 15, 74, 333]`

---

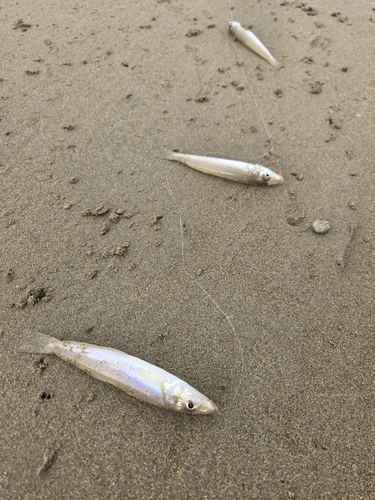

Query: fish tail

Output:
[271, 58, 284, 70]
[19, 331, 57, 354]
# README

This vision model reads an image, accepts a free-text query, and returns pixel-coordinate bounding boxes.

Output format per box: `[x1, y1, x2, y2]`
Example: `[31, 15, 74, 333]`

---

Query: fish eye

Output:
[262, 173, 271, 181]
[186, 401, 195, 410]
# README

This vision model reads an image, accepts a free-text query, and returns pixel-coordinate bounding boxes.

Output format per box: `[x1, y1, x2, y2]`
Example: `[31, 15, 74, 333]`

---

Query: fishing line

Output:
[223, 0, 282, 170]
[229, 58, 282, 172]
[162, 1, 284, 411]
[165, 164, 244, 412]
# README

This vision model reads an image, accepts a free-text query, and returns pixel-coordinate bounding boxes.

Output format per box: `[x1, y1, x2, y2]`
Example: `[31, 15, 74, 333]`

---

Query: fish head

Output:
[165, 381, 218, 414]
[228, 21, 242, 31]
[258, 166, 284, 186]
[180, 388, 218, 414]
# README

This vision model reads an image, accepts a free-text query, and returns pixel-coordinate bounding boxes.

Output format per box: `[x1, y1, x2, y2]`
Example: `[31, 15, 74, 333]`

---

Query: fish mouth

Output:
[200, 400, 218, 414]
[268, 175, 284, 186]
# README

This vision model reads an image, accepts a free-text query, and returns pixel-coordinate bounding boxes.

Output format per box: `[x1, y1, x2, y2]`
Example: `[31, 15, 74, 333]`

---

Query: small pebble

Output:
[313, 220, 330, 234]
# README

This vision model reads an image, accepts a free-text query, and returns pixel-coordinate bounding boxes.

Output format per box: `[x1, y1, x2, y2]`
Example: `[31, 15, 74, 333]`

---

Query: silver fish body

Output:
[20, 332, 217, 414]
[166, 150, 283, 186]
[228, 21, 283, 69]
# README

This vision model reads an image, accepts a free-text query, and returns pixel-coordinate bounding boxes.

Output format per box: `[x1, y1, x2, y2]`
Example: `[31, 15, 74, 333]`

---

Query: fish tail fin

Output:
[19, 331, 57, 354]
[272, 59, 284, 70]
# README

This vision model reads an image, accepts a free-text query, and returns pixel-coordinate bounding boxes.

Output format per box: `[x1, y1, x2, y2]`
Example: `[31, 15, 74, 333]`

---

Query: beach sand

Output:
[1, 0, 374, 498]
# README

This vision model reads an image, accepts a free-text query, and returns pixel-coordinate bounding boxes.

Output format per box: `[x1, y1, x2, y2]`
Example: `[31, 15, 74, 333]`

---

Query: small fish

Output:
[228, 20, 283, 69]
[20, 331, 217, 414]
[166, 150, 283, 186]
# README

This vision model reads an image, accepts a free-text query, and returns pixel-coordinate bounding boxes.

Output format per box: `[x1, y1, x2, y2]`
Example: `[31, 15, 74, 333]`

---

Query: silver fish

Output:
[20, 331, 218, 414]
[166, 150, 283, 186]
[228, 21, 283, 69]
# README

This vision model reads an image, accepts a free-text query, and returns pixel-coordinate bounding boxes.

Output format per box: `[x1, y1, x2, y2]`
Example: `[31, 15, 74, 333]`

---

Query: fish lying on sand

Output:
[166, 150, 283, 186]
[228, 20, 283, 69]
[20, 331, 218, 414]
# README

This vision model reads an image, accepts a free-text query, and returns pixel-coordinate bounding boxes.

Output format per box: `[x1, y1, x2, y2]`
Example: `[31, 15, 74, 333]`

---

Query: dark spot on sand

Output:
[38, 391, 53, 402]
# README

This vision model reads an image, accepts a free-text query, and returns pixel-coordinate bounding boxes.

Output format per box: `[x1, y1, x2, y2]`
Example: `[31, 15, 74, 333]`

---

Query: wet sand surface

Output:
[1, 0, 375, 498]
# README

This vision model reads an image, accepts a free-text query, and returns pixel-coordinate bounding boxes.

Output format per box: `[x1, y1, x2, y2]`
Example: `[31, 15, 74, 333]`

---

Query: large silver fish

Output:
[20, 331, 218, 414]
[166, 150, 283, 186]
